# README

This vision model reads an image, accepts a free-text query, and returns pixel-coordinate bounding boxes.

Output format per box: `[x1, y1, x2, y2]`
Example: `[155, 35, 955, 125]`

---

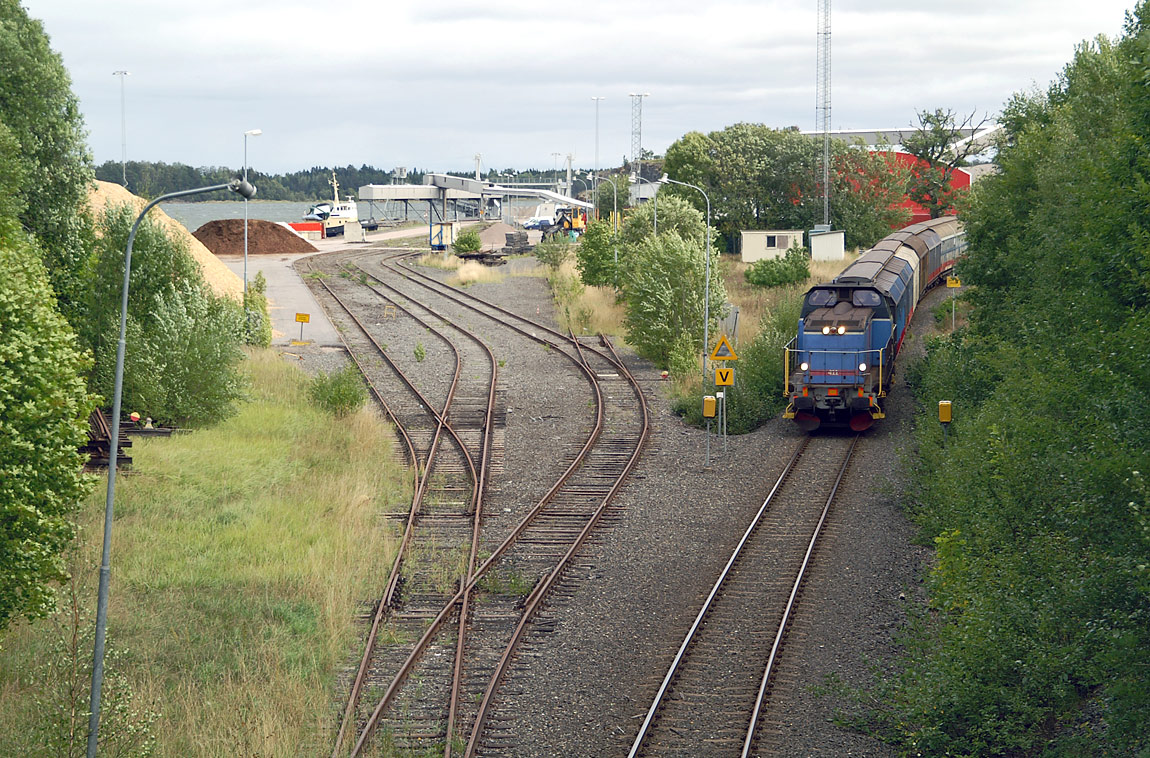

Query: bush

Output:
[533, 238, 573, 270]
[575, 220, 617, 287]
[244, 271, 272, 347]
[744, 245, 809, 288]
[83, 204, 247, 426]
[453, 229, 481, 254]
[623, 233, 726, 368]
[308, 365, 366, 417]
[0, 225, 93, 630]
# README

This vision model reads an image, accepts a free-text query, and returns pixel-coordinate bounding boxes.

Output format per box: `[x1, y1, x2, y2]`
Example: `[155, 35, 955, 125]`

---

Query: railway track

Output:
[628, 434, 859, 758]
[301, 255, 496, 756]
[302, 249, 650, 756]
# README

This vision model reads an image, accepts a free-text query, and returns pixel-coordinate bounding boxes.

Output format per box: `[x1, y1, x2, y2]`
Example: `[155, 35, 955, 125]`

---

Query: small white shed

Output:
[809, 229, 846, 261]
[740, 230, 803, 263]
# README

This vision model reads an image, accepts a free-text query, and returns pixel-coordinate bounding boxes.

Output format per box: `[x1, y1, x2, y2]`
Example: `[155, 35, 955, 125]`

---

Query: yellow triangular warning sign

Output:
[710, 334, 738, 361]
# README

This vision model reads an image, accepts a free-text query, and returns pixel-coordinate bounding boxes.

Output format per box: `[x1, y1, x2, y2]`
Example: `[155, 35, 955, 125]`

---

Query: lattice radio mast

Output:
[817, 0, 831, 225]
[629, 93, 649, 179]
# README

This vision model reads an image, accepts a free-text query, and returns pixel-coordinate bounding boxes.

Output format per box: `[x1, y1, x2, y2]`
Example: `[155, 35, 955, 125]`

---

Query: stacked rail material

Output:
[501, 231, 530, 255]
[82, 408, 132, 470]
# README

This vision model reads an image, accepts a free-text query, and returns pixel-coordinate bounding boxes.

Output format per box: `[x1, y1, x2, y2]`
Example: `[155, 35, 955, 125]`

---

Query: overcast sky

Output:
[21, 0, 1138, 175]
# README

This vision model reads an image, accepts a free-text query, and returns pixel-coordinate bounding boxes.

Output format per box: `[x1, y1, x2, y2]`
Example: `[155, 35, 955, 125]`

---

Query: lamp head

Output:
[229, 179, 257, 199]
[245, 129, 262, 137]
[659, 173, 669, 183]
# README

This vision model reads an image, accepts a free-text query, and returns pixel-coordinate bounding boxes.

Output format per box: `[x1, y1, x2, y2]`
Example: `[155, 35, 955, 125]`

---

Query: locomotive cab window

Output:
[852, 290, 881, 307]
[807, 289, 837, 307]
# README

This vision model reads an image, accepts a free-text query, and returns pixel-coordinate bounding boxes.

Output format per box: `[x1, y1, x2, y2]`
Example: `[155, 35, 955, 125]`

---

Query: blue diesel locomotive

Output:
[783, 216, 966, 432]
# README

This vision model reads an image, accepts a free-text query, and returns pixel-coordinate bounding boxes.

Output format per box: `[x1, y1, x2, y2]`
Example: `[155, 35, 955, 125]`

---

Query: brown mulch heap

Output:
[193, 219, 318, 256]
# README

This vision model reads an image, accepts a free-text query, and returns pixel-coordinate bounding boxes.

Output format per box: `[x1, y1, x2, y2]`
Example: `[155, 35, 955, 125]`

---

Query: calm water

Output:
[159, 201, 315, 232]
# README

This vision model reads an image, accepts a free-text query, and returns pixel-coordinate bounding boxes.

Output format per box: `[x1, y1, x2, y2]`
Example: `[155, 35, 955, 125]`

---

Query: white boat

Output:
[303, 172, 358, 235]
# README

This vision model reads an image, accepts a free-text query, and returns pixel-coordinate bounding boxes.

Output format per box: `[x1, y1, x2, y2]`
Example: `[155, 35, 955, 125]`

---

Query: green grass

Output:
[0, 348, 412, 756]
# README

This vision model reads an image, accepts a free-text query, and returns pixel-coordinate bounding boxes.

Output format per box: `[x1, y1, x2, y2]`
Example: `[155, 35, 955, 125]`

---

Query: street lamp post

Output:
[598, 175, 620, 284]
[631, 173, 663, 235]
[112, 71, 129, 187]
[243, 129, 262, 297]
[591, 96, 604, 209]
[663, 176, 712, 389]
[87, 178, 257, 758]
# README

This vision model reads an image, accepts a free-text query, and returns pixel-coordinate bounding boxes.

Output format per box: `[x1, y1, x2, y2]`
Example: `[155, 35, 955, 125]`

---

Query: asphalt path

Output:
[216, 225, 434, 346]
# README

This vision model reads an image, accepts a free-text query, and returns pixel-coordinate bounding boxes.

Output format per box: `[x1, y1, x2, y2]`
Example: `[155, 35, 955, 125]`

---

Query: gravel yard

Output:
[284, 246, 940, 756]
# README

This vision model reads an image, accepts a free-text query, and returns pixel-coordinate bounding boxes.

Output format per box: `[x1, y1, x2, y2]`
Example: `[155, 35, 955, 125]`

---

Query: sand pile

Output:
[478, 222, 518, 251]
[88, 181, 243, 301]
[193, 219, 318, 256]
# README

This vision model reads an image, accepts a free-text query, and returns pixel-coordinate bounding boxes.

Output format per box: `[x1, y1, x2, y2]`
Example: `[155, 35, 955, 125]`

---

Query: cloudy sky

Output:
[22, 0, 1137, 175]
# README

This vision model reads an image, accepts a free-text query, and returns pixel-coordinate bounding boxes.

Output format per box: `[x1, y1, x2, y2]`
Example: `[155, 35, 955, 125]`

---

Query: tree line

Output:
[94, 161, 427, 202]
[866, 4, 1150, 754]
[1, 0, 262, 640]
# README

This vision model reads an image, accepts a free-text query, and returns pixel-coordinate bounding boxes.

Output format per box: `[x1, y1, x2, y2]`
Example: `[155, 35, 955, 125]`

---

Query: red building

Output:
[891, 150, 972, 225]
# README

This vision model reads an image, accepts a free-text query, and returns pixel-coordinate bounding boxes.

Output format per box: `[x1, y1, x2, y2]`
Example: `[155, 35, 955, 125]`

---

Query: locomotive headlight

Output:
[800, 361, 809, 371]
[822, 326, 831, 335]
[858, 362, 867, 372]
[837, 325, 846, 335]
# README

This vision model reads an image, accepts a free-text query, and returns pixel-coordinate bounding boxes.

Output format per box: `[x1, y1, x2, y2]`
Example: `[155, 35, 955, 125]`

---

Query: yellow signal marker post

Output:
[939, 400, 952, 447]
[295, 312, 310, 344]
[946, 276, 961, 331]
[715, 367, 734, 386]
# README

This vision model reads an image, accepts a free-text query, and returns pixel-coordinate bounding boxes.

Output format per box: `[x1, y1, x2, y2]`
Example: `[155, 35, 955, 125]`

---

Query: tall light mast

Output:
[629, 92, 649, 182]
[817, 0, 832, 225]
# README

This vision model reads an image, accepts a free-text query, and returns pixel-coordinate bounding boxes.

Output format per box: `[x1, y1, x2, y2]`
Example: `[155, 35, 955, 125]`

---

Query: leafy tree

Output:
[84, 204, 246, 426]
[902, 107, 991, 218]
[623, 232, 726, 369]
[868, 9, 1150, 754]
[663, 123, 905, 250]
[575, 220, 617, 288]
[0, 1, 95, 322]
[0, 188, 93, 630]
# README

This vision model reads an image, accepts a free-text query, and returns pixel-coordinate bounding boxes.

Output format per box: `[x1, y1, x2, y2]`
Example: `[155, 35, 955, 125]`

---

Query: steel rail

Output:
[627, 437, 811, 758]
[348, 261, 501, 758]
[462, 333, 650, 758]
[742, 435, 858, 757]
[348, 262, 610, 757]
[315, 272, 481, 758]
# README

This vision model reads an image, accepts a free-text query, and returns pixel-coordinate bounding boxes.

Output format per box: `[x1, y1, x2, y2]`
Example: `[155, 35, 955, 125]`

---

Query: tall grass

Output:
[448, 261, 505, 287]
[0, 348, 411, 756]
[415, 252, 463, 270]
[546, 260, 627, 337]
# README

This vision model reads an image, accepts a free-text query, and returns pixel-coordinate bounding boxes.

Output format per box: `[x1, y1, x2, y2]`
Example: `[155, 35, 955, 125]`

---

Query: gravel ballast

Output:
[287, 246, 941, 756]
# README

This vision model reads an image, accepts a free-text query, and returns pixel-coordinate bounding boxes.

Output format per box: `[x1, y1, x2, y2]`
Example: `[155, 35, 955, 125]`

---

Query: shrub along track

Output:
[627, 434, 859, 758]
[302, 249, 650, 756]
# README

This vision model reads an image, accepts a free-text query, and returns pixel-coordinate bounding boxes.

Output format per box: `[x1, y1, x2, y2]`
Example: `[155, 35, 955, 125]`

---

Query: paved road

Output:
[217, 224, 471, 346]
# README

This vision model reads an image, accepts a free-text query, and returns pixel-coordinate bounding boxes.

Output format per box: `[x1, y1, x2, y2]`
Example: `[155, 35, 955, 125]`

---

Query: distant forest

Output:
[94, 161, 603, 202]
[93, 161, 430, 201]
